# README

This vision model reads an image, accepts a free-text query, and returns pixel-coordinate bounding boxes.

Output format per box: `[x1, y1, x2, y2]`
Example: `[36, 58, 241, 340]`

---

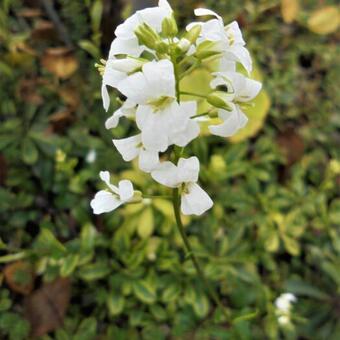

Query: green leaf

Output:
[90, 0, 103, 33]
[161, 282, 181, 302]
[192, 292, 210, 318]
[35, 229, 66, 257]
[137, 207, 154, 239]
[21, 138, 38, 165]
[60, 254, 79, 277]
[80, 223, 96, 251]
[79, 40, 100, 59]
[282, 235, 300, 256]
[107, 292, 125, 316]
[153, 198, 173, 218]
[74, 317, 97, 340]
[285, 279, 330, 300]
[264, 228, 280, 252]
[78, 263, 111, 281]
[133, 280, 156, 304]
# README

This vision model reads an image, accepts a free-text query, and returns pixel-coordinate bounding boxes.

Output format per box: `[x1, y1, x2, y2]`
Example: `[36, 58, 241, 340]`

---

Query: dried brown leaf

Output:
[277, 128, 304, 166]
[41, 47, 78, 79]
[18, 8, 43, 18]
[3, 261, 35, 295]
[24, 278, 71, 337]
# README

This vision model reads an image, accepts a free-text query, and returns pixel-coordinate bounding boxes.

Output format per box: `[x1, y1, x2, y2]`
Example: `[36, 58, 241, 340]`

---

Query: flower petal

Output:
[112, 135, 141, 162]
[177, 157, 200, 183]
[105, 108, 124, 129]
[181, 183, 213, 216]
[139, 148, 159, 173]
[99, 171, 119, 194]
[118, 180, 134, 201]
[151, 161, 179, 187]
[90, 190, 122, 214]
[170, 119, 200, 147]
[194, 8, 222, 21]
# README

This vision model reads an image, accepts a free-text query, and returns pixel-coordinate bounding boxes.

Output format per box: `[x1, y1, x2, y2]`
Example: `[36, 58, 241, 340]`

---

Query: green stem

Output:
[180, 91, 206, 99]
[143, 194, 172, 199]
[191, 111, 211, 119]
[179, 61, 200, 80]
[172, 188, 230, 321]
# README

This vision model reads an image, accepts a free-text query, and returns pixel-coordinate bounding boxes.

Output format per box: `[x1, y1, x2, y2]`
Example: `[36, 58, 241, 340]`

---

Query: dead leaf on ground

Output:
[277, 128, 304, 166]
[32, 20, 57, 41]
[24, 278, 71, 337]
[41, 47, 78, 79]
[3, 261, 35, 295]
[307, 6, 339, 35]
[58, 85, 80, 109]
[49, 109, 75, 133]
[18, 8, 43, 18]
[17, 78, 44, 105]
[281, 0, 300, 24]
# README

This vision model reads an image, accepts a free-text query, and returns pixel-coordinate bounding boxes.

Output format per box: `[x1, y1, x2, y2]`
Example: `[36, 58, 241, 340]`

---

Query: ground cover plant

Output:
[0, 0, 339, 339]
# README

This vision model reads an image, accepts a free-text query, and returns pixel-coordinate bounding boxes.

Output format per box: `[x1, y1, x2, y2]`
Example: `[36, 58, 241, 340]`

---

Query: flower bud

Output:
[110, 57, 146, 73]
[183, 25, 201, 44]
[135, 23, 162, 50]
[178, 38, 191, 53]
[128, 190, 143, 204]
[155, 41, 169, 54]
[207, 92, 233, 111]
[161, 15, 178, 38]
[195, 40, 220, 60]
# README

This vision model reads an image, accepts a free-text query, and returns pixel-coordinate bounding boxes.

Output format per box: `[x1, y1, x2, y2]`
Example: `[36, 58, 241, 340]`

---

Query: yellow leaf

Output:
[137, 207, 154, 239]
[307, 6, 339, 35]
[281, 0, 300, 23]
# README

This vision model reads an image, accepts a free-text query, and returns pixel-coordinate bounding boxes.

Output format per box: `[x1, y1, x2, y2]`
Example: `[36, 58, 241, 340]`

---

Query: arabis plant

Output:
[92, 0, 262, 320]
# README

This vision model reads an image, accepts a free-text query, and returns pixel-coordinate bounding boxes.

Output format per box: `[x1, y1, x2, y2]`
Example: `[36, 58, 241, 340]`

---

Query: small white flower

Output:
[105, 99, 136, 129]
[151, 157, 213, 215]
[109, 0, 173, 57]
[275, 293, 297, 313]
[112, 134, 159, 173]
[189, 8, 252, 73]
[90, 171, 134, 214]
[208, 71, 261, 137]
[86, 149, 97, 163]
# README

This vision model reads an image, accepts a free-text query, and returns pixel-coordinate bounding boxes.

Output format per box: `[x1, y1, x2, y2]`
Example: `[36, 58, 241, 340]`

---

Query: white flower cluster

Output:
[275, 293, 297, 326]
[91, 0, 262, 216]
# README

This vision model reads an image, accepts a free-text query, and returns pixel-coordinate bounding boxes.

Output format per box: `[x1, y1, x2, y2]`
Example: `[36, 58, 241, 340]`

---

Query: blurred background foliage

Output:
[0, 0, 339, 339]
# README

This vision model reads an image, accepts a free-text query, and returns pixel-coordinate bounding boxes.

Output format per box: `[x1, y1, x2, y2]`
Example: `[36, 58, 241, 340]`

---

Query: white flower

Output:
[101, 57, 144, 112]
[117, 60, 199, 152]
[105, 99, 136, 129]
[189, 8, 252, 74]
[117, 59, 175, 104]
[208, 71, 262, 137]
[112, 134, 159, 173]
[109, 0, 173, 57]
[151, 157, 213, 215]
[275, 293, 297, 313]
[90, 171, 134, 214]
[85, 149, 96, 163]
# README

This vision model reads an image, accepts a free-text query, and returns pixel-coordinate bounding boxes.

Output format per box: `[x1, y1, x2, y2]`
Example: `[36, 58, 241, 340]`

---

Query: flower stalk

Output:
[171, 49, 230, 321]
[172, 188, 230, 321]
